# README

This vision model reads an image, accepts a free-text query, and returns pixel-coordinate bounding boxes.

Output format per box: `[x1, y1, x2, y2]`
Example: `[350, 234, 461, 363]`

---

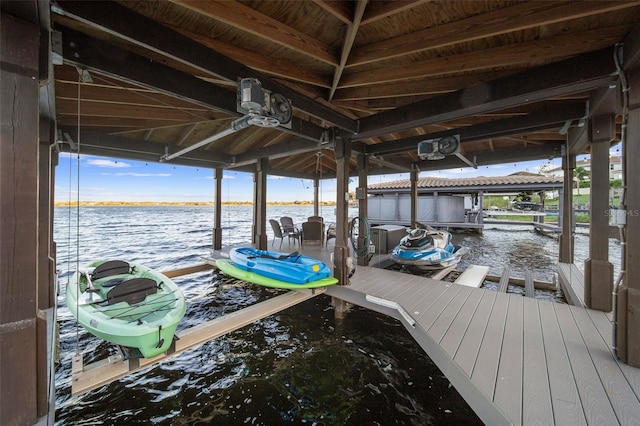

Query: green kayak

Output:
[66, 260, 186, 358]
[216, 258, 339, 289]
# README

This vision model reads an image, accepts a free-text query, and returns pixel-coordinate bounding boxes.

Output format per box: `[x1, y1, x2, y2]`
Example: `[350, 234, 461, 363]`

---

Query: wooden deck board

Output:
[492, 295, 524, 424]
[425, 286, 474, 343]
[570, 306, 640, 425]
[524, 269, 535, 298]
[454, 265, 489, 288]
[553, 303, 618, 424]
[401, 281, 456, 320]
[538, 301, 587, 425]
[454, 290, 498, 375]
[521, 298, 554, 425]
[498, 267, 511, 293]
[470, 292, 510, 398]
[439, 290, 492, 357]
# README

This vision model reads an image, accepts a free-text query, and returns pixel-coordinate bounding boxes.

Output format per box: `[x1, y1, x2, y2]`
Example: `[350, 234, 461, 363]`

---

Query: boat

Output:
[391, 225, 469, 270]
[222, 247, 337, 286]
[66, 260, 186, 358]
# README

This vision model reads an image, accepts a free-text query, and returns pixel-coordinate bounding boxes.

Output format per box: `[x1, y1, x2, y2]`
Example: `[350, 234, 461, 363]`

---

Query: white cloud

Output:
[87, 159, 131, 168]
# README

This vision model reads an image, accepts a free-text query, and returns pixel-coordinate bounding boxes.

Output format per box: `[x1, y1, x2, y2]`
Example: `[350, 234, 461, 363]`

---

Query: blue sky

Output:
[55, 146, 617, 203]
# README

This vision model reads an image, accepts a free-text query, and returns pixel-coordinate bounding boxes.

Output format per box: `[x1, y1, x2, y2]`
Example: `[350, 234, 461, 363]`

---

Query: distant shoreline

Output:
[54, 201, 337, 207]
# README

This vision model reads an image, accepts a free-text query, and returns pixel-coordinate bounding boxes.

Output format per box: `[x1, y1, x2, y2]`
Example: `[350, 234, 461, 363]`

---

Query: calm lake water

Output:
[53, 205, 621, 425]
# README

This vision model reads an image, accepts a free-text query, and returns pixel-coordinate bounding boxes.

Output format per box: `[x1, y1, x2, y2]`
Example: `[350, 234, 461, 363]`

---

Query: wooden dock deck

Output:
[320, 257, 640, 425]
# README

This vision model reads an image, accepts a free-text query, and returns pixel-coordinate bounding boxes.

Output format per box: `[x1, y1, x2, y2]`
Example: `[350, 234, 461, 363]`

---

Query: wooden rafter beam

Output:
[342, 25, 626, 88]
[349, 1, 639, 68]
[359, 102, 586, 156]
[170, 25, 330, 88]
[328, 0, 367, 101]
[414, 143, 563, 172]
[355, 48, 616, 140]
[313, 0, 352, 25]
[53, 0, 357, 132]
[170, 0, 338, 66]
[360, 0, 427, 25]
[57, 127, 233, 168]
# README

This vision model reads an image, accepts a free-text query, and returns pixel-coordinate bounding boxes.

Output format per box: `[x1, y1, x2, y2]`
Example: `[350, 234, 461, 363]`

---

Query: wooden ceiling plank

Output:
[172, 25, 330, 88]
[355, 48, 616, 139]
[342, 26, 626, 88]
[361, 0, 428, 26]
[56, 99, 209, 121]
[312, 0, 352, 25]
[350, 1, 637, 68]
[169, 0, 338, 67]
[328, 0, 367, 101]
[54, 0, 357, 132]
[55, 80, 212, 111]
[231, 138, 330, 168]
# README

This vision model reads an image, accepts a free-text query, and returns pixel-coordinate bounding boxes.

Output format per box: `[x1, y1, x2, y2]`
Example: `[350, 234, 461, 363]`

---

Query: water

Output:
[53, 206, 622, 425]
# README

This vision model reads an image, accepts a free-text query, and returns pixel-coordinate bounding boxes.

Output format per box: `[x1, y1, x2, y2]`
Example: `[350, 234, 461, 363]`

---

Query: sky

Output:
[54, 144, 621, 203]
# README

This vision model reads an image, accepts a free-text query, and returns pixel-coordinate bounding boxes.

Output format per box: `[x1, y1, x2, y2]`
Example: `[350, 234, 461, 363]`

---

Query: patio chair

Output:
[301, 221, 324, 247]
[280, 216, 301, 245]
[269, 219, 286, 248]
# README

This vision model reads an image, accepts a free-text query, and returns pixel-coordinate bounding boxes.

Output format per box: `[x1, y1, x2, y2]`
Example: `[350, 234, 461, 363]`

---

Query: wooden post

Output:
[357, 154, 369, 266]
[558, 148, 575, 263]
[313, 176, 320, 217]
[410, 165, 418, 227]
[1, 12, 41, 426]
[212, 168, 223, 250]
[333, 132, 352, 288]
[584, 115, 614, 311]
[254, 158, 268, 250]
[616, 68, 640, 366]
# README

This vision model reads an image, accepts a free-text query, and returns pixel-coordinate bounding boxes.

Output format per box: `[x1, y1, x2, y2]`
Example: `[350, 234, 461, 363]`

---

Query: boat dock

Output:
[325, 261, 640, 425]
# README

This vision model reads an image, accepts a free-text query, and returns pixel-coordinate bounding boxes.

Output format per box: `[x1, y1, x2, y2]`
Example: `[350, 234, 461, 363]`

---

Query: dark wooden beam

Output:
[57, 127, 232, 168]
[355, 48, 616, 140]
[58, 27, 325, 143]
[53, 0, 357, 132]
[358, 102, 586, 156]
[413, 143, 563, 172]
[623, 23, 640, 71]
[171, 0, 338, 66]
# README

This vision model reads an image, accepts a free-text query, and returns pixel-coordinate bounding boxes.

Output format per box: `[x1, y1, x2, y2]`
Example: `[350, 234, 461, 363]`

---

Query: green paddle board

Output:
[216, 259, 339, 289]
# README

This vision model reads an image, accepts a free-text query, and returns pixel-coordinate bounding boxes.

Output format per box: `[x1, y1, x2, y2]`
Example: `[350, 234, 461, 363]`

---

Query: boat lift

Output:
[70, 262, 325, 395]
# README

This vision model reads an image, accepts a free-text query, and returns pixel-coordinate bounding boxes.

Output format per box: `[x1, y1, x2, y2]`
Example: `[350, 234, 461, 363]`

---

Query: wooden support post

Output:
[584, 115, 614, 311]
[313, 176, 319, 217]
[253, 158, 268, 250]
[357, 154, 369, 266]
[333, 131, 352, 291]
[212, 168, 223, 250]
[558, 149, 575, 263]
[616, 68, 640, 366]
[0, 12, 41, 426]
[410, 165, 419, 228]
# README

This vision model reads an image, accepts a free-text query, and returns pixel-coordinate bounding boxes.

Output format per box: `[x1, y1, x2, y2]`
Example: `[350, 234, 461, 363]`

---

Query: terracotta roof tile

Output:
[368, 175, 563, 190]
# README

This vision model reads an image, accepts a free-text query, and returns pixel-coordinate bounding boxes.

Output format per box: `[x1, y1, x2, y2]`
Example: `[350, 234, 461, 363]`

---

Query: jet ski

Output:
[391, 225, 469, 270]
